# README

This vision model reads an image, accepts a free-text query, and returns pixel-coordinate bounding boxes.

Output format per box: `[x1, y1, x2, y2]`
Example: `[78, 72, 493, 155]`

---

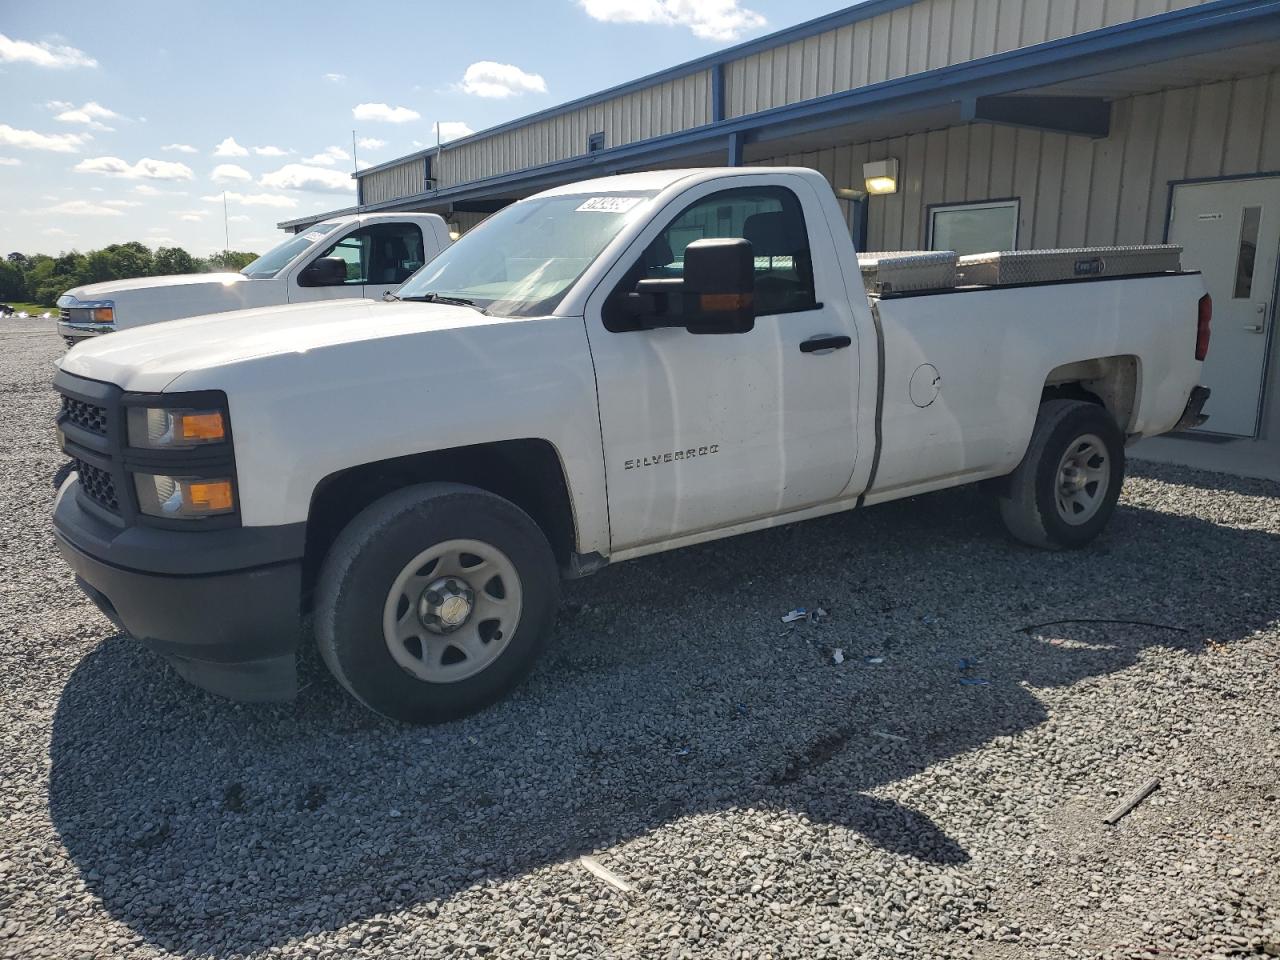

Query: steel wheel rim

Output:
[1054, 433, 1110, 526]
[381, 538, 523, 684]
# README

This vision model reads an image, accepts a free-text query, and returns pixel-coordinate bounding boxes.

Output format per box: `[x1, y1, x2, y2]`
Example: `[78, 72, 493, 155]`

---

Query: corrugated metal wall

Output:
[722, 0, 1215, 116]
[361, 158, 427, 205]
[437, 71, 711, 189]
[749, 70, 1280, 252]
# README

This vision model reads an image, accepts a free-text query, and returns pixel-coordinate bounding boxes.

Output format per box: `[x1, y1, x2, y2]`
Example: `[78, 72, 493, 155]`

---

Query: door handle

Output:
[1245, 324, 1265, 333]
[799, 335, 852, 354]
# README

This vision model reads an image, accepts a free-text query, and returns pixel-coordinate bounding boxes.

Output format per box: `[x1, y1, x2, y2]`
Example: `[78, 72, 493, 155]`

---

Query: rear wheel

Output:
[315, 483, 560, 723]
[998, 399, 1125, 550]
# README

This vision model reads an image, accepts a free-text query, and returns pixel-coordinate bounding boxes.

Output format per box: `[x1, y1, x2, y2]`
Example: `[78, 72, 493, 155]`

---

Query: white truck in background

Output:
[52, 167, 1212, 724]
[56, 213, 452, 346]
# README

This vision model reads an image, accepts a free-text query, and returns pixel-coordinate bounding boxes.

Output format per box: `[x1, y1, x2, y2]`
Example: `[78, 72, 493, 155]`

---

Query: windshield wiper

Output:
[399, 292, 479, 308]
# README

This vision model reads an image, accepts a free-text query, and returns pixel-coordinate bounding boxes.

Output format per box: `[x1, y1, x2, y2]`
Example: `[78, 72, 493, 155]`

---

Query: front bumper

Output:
[57, 320, 114, 348]
[53, 479, 306, 701]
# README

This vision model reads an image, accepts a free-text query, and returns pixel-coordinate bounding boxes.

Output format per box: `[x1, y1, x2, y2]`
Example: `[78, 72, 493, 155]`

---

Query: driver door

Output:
[584, 176, 860, 552]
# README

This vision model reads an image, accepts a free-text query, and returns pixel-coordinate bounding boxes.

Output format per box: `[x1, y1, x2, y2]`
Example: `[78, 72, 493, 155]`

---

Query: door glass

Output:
[635, 186, 817, 316]
[365, 223, 427, 286]
[1233, 206, 1261, 299]
[315, 231, 368, 285]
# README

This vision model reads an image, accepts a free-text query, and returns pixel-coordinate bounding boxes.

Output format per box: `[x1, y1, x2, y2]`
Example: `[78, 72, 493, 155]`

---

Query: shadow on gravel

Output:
[48, 466, 1278, 956]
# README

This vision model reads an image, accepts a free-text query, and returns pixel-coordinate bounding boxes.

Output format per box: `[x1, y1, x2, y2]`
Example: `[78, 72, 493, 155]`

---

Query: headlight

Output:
[134, 474, 236, 518]
[57, 296, 116, 326]
[127, 407, 227, 449]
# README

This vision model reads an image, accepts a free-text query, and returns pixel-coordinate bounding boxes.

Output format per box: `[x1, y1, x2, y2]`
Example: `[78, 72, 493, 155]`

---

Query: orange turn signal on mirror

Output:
[177, 411, 226, 442]
[184, 479, 234, 512]
[699, 293, 753, 312]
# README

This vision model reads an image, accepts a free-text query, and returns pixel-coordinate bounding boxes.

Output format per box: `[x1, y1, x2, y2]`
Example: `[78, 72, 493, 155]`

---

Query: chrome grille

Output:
[74, 458, 119, 512]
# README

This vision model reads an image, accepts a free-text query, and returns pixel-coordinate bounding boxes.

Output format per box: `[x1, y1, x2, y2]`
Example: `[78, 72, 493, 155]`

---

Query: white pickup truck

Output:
[52, 167, 1211, 723]
[55, 213, 452, 346]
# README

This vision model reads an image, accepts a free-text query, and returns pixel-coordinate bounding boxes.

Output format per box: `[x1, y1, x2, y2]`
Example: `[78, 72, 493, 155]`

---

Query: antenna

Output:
[222, 191, 230, 252]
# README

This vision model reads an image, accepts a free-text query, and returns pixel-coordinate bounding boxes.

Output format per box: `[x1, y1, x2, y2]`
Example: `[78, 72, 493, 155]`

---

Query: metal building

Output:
[283, 0, 1280, 477]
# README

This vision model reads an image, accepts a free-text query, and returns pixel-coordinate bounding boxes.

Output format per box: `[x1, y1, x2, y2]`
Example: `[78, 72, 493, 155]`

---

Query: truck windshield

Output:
[240, 221, 343, 279]
[396, 192, 655, 317]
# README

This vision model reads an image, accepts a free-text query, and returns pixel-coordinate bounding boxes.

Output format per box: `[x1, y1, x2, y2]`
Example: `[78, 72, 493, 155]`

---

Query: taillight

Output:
[1196, 294, 1212, 361]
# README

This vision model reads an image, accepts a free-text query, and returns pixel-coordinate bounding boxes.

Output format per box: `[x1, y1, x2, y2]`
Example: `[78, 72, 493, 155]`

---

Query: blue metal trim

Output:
[727, 130, 744, 166]
[287, 0, 1280, 227]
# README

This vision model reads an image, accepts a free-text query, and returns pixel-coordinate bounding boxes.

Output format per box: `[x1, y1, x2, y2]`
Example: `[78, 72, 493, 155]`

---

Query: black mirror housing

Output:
[681, 238, 755, 334]
[299, 256, 350, 287]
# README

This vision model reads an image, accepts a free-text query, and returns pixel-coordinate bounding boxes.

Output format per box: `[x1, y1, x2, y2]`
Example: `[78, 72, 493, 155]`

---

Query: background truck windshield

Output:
[240, 221, 343, 279]
[396, 193, 654, 317]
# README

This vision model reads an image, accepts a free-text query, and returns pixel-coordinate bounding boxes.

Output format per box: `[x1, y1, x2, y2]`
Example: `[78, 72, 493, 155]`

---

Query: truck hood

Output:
[57, 298, 515, 392]
[61, 273, 283, 328]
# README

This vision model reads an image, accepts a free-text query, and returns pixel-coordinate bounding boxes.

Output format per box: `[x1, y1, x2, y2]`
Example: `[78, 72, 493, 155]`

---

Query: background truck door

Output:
[288, 221, 427, 303]
[1169, 177, 1280, 437]
[584, 175, 859, 551]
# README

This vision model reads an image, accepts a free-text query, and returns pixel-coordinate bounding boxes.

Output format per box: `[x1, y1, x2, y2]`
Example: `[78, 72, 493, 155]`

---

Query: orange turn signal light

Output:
[699, 293, 753, 312]
[178, 411, 226, 442]
[184, 479, 234, 512]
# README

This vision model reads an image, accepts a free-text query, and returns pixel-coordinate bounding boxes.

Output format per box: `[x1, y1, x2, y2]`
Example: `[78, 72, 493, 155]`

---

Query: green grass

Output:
[4, 302, 54, 317]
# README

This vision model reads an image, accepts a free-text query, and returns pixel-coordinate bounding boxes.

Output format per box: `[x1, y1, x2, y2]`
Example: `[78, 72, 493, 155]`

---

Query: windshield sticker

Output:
[576, 196, 644, 214]
[304, 231, 327, 241]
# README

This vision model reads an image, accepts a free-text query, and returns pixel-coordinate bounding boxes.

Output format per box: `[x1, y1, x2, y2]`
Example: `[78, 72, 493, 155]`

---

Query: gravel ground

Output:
[2, 316, 1278, 960]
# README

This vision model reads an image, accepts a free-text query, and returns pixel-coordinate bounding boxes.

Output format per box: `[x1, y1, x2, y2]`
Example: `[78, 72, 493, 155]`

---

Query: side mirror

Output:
[298, 256, 349, 287]
[627, 238, 755, 334]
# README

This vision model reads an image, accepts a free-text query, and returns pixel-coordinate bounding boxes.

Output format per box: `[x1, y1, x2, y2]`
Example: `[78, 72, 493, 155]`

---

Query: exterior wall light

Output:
[863, 158, 899, 195]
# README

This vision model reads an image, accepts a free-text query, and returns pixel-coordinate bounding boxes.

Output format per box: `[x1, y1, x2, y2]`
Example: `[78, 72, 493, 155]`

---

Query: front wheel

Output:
[998, 399, 1125, 550]
[315, 483, 560, 723]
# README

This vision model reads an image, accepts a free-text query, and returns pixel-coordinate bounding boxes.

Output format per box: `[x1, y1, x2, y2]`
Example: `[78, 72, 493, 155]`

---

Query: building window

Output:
[423, 155, 434, 190]
[588, 131, 605, 153]
[928, 199, 1019, 255]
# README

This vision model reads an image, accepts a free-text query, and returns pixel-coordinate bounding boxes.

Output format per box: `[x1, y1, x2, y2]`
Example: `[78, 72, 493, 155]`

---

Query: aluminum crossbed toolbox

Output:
[956, 245, 1183, 286]
[858, 251, 958, 294]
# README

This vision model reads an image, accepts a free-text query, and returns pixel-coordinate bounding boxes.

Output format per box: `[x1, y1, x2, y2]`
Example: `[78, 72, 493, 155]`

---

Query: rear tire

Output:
[998, 399, 1125, 550]
[315, 482, 560, 723]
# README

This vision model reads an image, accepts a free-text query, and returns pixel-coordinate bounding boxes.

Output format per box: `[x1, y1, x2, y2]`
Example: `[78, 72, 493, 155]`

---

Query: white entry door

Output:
[1169, 177, 1280, 437]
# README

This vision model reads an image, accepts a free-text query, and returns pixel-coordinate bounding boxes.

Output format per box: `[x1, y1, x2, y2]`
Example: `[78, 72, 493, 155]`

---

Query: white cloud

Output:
[45, 200, 122, 216]
[458, 61, 547, 99]
[259, 163, 354, 194]
[353, 102, 420, 124]
[0, 124, 87, 153]
[179, 213, 204, 222]
[356, 137, 386, 150]
[44, 227, 77, 236]
[253, 145, 289, 157]
[302, 145, 350, 166]
[213, 136, 249, 157]
[434, 121, 475, 142]
[0, 33, 96, 69]
[227, 214, 251, 222]
[52, 100, 120, 131]
[74, 156, 195, 181]
[133, 184, 161, 195]
[203, 191, 299, 209]
[0, 157, 20, 166]
[162, 143, 197, 153]
[103, 199, 141, 208]
[579, 0, 765, 40]
[323, 72, 346, 83]
[211, 163, 253, 182]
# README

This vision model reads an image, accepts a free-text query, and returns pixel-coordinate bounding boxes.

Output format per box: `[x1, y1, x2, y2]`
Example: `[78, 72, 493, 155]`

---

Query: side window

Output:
[365, 223, 427, 286]
[634, 186, 818, 317]
[316, 230, 369, 285]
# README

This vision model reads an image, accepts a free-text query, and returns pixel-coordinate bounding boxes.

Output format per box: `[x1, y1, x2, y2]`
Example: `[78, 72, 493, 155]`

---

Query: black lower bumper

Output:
[54, 481, 305, 702]
[1173, 385, 1212, 432]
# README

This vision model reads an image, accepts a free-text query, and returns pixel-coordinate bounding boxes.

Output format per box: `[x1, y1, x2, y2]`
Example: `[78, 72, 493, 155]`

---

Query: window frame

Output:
[363, 221, 428, 287]
[926, 198, 1021, 254]
[604, 183, 822, 332]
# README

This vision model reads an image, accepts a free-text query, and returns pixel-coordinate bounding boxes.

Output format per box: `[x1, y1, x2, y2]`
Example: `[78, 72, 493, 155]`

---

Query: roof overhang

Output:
[281, 0, 1280, 229]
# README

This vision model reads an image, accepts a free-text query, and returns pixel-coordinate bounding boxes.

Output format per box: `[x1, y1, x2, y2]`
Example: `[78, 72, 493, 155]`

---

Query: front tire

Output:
[998, 399, 1125, 550]
[315, 483, 560, 723]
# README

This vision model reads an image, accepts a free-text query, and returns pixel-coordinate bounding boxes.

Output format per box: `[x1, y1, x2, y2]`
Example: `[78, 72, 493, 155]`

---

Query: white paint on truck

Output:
[55, 213, 452, 345]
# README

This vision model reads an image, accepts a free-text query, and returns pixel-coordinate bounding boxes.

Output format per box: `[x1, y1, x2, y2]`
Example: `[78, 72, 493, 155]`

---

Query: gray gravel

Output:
[2, 316, 1278, 960]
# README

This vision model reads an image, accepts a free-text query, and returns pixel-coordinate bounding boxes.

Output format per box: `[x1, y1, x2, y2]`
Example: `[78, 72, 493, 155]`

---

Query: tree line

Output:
[1, 244, 261, 307]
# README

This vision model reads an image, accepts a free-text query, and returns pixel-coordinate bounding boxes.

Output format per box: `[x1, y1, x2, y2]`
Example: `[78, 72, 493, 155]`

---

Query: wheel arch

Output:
[303, 438, 579, 605]
[1042, 354, 1140, 433]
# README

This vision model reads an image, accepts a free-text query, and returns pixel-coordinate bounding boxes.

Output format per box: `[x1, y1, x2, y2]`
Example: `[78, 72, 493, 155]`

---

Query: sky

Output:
[0, 0, 854, 257]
